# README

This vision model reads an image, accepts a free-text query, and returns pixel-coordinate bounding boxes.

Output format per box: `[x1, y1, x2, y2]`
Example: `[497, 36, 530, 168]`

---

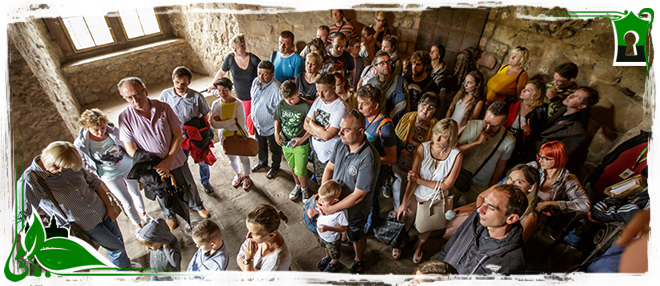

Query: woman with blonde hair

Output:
[295, 52, 323, 103]
[14, 141, 140, 269]
[503, 79, 548, 168]
[486, 46, 530, 105]
[74, 108, 147, 229]
[395, 118, 463, 263]
[445, 70, 485, 132]
[207, 34, 261, 120]
[237, 204, 291, 271]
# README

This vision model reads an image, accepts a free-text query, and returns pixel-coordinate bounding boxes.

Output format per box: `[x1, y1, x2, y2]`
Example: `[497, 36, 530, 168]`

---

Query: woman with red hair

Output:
[527, 141, 590, 215]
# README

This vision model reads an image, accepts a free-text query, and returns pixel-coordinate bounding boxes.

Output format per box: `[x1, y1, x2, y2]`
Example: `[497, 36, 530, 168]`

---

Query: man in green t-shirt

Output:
[545, 62, 579, 119]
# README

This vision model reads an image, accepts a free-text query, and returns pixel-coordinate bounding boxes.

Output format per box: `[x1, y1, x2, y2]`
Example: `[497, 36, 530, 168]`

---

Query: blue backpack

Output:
[302, 194, 319, 233]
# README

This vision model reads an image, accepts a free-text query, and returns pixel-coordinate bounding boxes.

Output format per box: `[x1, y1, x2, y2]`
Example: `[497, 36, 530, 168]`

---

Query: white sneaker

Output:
[289, 185, 302, 200]
[142, 214, 153, 224]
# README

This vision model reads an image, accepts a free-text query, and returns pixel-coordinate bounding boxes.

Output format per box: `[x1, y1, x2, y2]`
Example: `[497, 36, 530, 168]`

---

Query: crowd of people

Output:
[13, 9, 649, 278]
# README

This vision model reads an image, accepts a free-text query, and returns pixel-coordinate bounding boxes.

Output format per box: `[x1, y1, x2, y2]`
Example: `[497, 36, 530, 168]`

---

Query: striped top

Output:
[329, 20, 357, 39]
[186, 241, 229, 278]
[527, 161, 591, 213]
[13, 156, 105, 232]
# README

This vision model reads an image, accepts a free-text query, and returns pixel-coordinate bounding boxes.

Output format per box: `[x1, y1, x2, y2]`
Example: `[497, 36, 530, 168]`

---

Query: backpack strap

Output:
[376, 117, 392, 137]
[270, 51, 278, 62]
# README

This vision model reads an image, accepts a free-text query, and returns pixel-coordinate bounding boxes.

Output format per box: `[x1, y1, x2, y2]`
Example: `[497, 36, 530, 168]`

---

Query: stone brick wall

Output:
[9, 37, 76, 170]
[167, 3, 240, 76]
[9, 19, 81, 138]
[61, 39, 204, 106]
[477, 6, 652, 171]
[167, 4, 421, 78]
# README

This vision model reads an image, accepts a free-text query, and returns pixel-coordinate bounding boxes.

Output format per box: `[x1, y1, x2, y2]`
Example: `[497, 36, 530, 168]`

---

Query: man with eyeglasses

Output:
[367, 50, 410, 126]
[545, 62, 580, 118]
[317, 109, 380, 273]
[452, 101, 516, 206]
[531, 87, 600, 174]
[117, 77, 210, 230]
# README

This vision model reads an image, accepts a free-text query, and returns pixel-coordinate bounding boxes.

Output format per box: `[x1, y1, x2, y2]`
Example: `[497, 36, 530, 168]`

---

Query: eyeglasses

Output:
[553, 77, 568, 85]
[376, 18, 386, 23]
[419, 101, 437, 110]
[536, 154, 553, 162]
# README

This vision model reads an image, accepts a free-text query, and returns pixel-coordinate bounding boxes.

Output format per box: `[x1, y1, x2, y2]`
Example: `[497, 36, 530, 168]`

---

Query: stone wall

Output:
[167, 3, 240, 76]
[167, 4, 422, 78]
[9, 36, 77, 170]
[477, 6, 652, 171]
[8, 19, 81, 138]
[61, 39, 204, 106]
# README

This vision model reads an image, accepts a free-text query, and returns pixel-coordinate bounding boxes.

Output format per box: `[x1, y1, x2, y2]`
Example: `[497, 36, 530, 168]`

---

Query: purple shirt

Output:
[119, 99, 187, 170]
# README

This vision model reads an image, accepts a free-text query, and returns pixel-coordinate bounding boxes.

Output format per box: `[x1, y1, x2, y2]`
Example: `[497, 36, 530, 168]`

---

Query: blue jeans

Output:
[183, 149, 210, 184]
[85, 217, 131, 268]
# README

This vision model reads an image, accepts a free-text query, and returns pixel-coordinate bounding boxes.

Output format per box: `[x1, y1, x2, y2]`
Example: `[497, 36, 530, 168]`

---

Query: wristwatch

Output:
[243, 258, 253, 265]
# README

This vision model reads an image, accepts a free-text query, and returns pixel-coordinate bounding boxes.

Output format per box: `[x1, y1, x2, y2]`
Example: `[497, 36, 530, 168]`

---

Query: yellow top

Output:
[221, 101, 237, 138]
[486, 65, 528, 104]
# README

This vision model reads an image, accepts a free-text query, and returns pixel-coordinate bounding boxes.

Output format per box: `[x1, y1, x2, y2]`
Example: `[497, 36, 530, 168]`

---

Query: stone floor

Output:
[85, 74, 440, 281]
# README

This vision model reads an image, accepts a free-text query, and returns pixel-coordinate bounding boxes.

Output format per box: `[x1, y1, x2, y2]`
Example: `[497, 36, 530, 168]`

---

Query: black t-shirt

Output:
[221, 53, 261, 101]
[330, 51, 355, 75]
[404, 74, 438, 111]
[295, 72, 318, 101]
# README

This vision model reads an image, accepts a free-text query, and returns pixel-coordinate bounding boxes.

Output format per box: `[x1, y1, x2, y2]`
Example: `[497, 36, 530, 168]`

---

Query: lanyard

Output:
[631, 146, 648, 170]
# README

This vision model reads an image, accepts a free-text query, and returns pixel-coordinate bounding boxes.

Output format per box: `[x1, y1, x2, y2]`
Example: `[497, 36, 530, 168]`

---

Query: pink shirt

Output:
[119, 99, 186, 170]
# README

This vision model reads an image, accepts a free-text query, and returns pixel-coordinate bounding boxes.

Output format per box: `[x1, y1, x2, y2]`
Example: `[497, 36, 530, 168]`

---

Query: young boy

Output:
[310, 180, 348, 272]
[187, 219, 229, 277]
[136, 218, 182, 281]
[274, 80, 312, 202]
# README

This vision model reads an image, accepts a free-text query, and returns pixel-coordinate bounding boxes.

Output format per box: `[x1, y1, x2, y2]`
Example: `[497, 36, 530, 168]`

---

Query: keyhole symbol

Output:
[624, 31, 639, 56]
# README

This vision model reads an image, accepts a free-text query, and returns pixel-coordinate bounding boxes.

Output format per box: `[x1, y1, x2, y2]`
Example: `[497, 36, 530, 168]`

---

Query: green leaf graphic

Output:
[23, 213, 46, 257]
[35, 237, 109, 271]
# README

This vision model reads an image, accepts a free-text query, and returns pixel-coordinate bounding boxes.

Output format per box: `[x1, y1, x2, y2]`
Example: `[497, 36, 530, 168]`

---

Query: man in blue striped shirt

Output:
[250, 61, 283, 179]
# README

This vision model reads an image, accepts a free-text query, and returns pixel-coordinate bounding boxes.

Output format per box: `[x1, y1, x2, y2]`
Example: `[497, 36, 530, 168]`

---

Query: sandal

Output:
[412, 251, 423, 264]
[392, 248, 402, 260]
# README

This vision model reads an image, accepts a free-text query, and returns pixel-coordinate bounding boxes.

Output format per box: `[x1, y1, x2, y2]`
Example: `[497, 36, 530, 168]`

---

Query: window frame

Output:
[44, 7, 174, 64]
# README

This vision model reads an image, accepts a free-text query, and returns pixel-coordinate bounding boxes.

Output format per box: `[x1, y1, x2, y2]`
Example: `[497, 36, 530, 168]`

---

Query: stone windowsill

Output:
[62, 39, 184, 70]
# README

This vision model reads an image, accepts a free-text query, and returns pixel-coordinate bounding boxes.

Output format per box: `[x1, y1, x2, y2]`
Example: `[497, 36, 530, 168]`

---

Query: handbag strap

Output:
[428, 177, 447, 212]
[473, 129, 508, 176]
[35, 174, 69, 221]
[233, 118, 248, 138]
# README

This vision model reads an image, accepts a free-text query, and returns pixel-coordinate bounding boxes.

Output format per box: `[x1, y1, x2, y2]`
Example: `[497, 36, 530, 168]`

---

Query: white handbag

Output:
[415, 180, 454, 233]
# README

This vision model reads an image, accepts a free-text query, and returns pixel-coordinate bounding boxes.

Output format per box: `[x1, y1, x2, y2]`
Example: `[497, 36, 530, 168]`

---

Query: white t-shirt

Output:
[458, 120, 515, 188]
[237, 239, 291, 271]
[316, 209, 349, 243]
[307, 97, 347, 163]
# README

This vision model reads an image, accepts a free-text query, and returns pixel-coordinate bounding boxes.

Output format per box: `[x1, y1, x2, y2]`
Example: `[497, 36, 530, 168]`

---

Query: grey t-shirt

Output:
[330, 140, 381, 219]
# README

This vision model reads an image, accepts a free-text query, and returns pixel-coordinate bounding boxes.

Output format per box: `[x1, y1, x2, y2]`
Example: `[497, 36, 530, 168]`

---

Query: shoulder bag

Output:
[415, 180, 454, 233]
[453, 130, 507, 193]
[222, 118, 259, 157]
